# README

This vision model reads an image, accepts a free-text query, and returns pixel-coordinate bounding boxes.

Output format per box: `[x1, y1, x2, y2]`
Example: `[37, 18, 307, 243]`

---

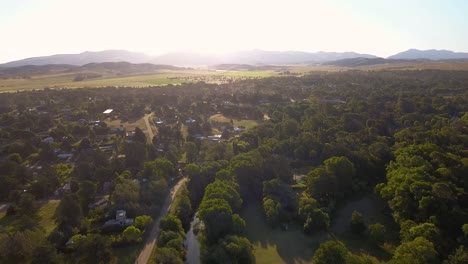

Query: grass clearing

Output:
[106, 117, 147, 133]
[0, 69, 276, 92]
[37, 200, 60, 235]
[0, 200, 59, 235]
[209, 114, 259, 129]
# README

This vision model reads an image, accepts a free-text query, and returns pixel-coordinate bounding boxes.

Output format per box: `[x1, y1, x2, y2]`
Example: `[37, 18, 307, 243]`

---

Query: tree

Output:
[135, 215, 153, 230]
[392, 237, 438, 264]
[16, 193, 38, 217]
[198, 198, 233, 243]
[263, 198, 281, 227]
[304, 209, 330, 234]
[71, 234, 116, 264]
[54, 193, 83, 234]
[324, 156, 355, 197]
[312, 240, 350, 264]
[122, 226, 142, 243]
[134, 127, 146, 143]
[298, 195, 318, 222]
[203, 180, 242, 211]
[367, 223, 386, 245]
[444, 246, 468, 264]
[77, 180, 97, 212]
[351, 210, 366, 236]
[204, 235, 255, 264]
[154, 247, 183, 264]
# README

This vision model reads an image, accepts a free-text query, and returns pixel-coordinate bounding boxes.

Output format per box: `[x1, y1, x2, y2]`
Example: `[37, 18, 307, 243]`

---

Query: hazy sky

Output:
[1, 0, 467, 63]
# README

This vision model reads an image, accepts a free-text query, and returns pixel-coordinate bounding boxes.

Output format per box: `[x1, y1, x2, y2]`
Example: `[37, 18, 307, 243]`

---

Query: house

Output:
[103, 210, 134, 228]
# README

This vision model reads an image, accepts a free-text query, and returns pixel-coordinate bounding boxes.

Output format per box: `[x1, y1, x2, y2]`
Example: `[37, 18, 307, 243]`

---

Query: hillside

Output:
[0, 62, 182, 79]
[2, 49, 378, 67]
[1, 50, 151, 67]
[388, 49, 468, 60]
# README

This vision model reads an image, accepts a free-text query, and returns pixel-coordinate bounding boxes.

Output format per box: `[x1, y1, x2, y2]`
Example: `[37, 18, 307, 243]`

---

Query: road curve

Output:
[135, 177, 188, 264]
[143, 114, 155, 143]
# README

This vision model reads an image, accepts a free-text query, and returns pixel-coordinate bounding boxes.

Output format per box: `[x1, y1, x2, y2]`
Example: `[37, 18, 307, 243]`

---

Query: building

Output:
[103, 210, 134, 228]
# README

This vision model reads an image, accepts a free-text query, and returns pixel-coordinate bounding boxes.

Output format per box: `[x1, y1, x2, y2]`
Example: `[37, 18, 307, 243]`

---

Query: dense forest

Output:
[0, 69, 467, 263]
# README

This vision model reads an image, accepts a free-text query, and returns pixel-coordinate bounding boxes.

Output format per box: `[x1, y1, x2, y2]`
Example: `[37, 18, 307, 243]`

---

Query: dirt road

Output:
[143, 114, 155, 143]
[134, 177, 187, 264]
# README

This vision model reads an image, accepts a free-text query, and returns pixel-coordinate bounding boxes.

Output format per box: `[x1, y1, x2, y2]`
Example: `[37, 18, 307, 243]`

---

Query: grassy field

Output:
[38, 200, 60, 235]
[209, 114, 259, 129]
[0, 199, 59, 235]
[105, 116, 152, 142]
[0, 69, 276, 92]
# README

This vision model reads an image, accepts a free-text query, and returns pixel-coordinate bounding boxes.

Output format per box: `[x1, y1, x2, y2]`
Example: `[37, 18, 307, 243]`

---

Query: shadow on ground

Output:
[241, 202, 329, 264]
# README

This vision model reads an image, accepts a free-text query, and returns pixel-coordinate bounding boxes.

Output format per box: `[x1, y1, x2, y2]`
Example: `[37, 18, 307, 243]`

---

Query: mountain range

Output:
[1, 49, 468, 67]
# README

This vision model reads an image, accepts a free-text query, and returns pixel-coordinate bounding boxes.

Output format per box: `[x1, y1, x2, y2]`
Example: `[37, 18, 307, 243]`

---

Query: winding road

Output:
[135, 177, 187, 264]
[143, 114, 155, 143]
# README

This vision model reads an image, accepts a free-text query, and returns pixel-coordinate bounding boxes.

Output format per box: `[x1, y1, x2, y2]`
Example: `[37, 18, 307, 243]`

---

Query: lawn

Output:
[209, 114, 259, 129]
[105, 116, 152, 143]
[0, 199, 59, 236]
[241, 202, 329, 264]
[38, 200, 60, 236]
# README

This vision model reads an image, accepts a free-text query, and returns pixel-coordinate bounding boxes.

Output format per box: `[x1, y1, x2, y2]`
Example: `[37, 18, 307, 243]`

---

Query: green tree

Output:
[312, 240, 350, 264]
[154, 247, 183, 264]
[135, 215, 153, 230]
[444, 246, 468, 264]
[263, 198, 281, 227]
[71, 234, 116, 264]
[392, 237, 438, 264]
[204, 235, 255, 264]
[122, 226, 142, 242]
[198, 198, 233, 243]
[77, 180, 97, 212]
[304, 209, 330, 234]
[54, 193, 83, 234]
[367, 223, 386, 245]
[351, 210, 366, 236]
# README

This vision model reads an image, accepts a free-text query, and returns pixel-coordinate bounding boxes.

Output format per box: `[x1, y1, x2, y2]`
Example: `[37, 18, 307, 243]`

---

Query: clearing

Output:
[0, 199, 60, 236]
[209, 114, 259, 129]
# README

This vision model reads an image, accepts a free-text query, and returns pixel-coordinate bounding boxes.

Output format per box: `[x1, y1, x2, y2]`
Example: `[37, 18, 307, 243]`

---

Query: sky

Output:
[1, 0, 468, 63]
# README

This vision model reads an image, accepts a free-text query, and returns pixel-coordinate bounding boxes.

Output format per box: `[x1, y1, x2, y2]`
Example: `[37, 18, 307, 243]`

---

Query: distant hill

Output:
[322, 57, 432, 67]
[1, 50, 152, 67]
[2, 49, 379, 67]
[0, 61, 182, 79]
[388, 49, 468, 60]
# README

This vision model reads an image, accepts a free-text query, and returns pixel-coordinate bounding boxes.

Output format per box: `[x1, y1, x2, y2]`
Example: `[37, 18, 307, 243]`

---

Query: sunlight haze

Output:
[1, 0, 467, 63]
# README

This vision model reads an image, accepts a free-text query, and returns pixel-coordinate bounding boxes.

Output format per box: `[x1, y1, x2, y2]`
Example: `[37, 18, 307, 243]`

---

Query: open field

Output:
[0, 199, 59, 236]
[2, 61, 468, 92]
[0, 69, 276, 92]
[209, 114, 259, 129]
[38, 200, 60, 235]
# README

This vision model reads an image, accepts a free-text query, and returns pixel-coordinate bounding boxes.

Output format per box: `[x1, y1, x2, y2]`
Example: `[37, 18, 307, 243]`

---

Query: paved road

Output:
[135, 177, 188, 264]
[143, 114, 155, 143]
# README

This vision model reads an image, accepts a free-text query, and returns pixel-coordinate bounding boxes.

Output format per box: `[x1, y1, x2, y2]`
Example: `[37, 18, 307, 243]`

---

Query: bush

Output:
[368, 223, 386, 245]
[351, 210, 366, 236]
[6, 205, 16, 216]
